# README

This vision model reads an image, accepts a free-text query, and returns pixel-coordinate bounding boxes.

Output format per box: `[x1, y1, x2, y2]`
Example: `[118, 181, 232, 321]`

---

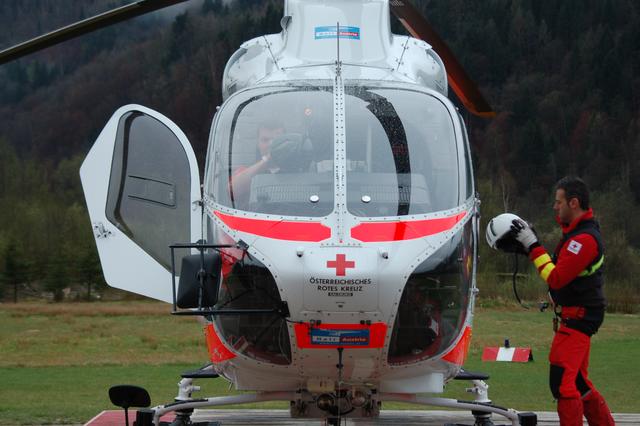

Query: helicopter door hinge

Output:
[92, 222, 113, 239]
[192, 199, 203, 211]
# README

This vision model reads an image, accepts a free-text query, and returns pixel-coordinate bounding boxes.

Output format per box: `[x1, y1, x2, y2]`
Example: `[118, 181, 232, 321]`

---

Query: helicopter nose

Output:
[301, 248, 380, 312]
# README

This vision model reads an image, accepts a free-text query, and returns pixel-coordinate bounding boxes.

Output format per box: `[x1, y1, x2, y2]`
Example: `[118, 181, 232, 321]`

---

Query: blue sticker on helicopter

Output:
[315, 26, 360, 40]
[310, 328, 370, 346]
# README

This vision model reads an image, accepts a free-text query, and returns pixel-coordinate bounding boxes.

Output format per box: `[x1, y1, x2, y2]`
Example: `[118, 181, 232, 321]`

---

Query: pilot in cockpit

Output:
[229, 119, 316, 206]
[230, 121, 284, 203]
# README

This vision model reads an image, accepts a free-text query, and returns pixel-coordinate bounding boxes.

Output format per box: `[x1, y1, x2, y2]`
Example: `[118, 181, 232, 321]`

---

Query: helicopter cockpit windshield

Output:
[208, 81, 462, 218]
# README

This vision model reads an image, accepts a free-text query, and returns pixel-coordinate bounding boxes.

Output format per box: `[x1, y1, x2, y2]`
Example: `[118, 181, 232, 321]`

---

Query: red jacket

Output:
[528, 209, 599, 290]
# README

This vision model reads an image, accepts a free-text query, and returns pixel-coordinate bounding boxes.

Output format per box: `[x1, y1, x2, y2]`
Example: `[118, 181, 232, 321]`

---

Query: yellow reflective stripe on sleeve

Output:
[578, 255, 605, 277]
[540, 263, 555, 282]
[533, 253, 552, 269]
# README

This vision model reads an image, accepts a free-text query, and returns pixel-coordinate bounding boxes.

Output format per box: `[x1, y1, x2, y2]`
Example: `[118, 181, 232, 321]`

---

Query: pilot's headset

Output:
[486, 213, 527, 254]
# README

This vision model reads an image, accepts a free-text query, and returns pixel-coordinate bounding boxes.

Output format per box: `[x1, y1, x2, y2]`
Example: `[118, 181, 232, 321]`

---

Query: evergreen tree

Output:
[76, 247, 106, 301]
[2, 239, 27, 303]
[44, 256, 69, 302]
[201, 0, 223, 15]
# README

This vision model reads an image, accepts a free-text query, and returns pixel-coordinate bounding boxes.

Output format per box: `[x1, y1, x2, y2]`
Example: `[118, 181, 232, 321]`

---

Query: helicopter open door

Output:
[80, 105, 201, 303]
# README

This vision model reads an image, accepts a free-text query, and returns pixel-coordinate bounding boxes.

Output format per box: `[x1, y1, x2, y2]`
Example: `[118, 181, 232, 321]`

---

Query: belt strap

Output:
[561, 306, 586, 320]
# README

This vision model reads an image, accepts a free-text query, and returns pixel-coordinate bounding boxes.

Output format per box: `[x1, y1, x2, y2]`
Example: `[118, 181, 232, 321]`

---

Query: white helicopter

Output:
[1, 1, 538, 425]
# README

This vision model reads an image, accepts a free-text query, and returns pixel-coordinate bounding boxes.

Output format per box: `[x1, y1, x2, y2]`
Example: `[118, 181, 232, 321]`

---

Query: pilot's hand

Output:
[511, 219, 538, 253]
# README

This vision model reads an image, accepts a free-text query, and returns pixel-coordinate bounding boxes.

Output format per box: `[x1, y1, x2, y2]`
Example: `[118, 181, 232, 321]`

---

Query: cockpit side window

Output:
[458, 113, 475, 201]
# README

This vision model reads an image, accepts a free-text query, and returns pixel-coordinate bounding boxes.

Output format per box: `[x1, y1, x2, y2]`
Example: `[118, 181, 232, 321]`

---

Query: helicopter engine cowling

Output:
[222, 0, 447, 99]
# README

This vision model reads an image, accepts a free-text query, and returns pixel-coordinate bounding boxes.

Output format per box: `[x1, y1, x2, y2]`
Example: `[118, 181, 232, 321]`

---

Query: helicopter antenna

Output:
[262, 36, 281, 71]
[335, 22, 342, 77]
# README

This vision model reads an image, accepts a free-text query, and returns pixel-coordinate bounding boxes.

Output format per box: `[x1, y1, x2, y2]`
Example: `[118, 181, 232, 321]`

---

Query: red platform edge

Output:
[85, 410, 175, 425]
[481, 346, 533, 362]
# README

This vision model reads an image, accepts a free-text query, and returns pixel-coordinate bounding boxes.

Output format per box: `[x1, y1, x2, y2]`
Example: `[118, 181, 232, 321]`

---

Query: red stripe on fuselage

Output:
[215, 210, 465, 243]
[214, 211, 331, 242]
[442, 325, 472, 365]
[351, 212, 467, 242]
[204, 324, 236, 363]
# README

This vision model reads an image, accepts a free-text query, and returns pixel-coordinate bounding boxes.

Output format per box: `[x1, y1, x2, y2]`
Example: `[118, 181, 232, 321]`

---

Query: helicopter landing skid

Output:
[129, 379, 536, 426]
[128, 368, 536, 426]
[379, 390, 537, 426]
[133, 387, 298, 426]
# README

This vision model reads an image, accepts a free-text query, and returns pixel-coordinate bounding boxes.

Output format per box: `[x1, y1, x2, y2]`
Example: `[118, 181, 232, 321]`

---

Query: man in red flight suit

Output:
[511, 176, 615, 426]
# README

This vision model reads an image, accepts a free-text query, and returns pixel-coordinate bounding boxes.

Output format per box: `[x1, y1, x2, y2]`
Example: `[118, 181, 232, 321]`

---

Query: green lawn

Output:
[0, 302, 638, 424]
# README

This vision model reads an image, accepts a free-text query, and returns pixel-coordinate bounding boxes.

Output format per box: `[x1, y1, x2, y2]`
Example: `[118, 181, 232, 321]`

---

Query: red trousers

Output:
[549, 325, 615, 425]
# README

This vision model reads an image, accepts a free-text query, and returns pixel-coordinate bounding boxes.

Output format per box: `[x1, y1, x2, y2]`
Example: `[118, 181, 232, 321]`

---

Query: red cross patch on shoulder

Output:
[567, 240, 583, 255]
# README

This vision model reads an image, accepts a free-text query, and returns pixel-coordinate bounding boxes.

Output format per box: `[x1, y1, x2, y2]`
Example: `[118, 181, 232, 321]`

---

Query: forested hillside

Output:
[0, 0, 638, 310]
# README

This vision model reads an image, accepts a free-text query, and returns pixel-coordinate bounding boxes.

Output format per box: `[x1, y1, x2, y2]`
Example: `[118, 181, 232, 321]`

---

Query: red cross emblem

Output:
[326, 254, 355, 276]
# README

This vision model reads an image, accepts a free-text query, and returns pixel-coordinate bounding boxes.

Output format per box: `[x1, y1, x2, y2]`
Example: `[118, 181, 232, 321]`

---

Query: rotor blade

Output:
[390, 0, 495, 118]
[0, 0, 190, 66]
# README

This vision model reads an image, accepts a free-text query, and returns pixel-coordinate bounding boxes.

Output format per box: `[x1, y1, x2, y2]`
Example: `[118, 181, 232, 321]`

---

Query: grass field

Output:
[1, 301, 639, 424]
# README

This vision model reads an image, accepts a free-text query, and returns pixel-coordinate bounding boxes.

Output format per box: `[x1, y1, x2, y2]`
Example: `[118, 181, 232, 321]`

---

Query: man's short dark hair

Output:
[556, 176, 590, 210]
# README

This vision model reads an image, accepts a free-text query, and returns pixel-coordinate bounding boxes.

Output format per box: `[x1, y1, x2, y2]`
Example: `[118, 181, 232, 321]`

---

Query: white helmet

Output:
[486, 213, 523, 250]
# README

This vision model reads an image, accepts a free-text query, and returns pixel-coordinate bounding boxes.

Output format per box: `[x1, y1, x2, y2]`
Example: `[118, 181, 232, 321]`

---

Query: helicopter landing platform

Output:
[85, 409, 638, 425]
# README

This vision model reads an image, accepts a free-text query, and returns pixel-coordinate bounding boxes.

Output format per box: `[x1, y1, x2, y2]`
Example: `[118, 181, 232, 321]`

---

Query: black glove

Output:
[269, 133, 312, 171]
[495, 234, 528, 255]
